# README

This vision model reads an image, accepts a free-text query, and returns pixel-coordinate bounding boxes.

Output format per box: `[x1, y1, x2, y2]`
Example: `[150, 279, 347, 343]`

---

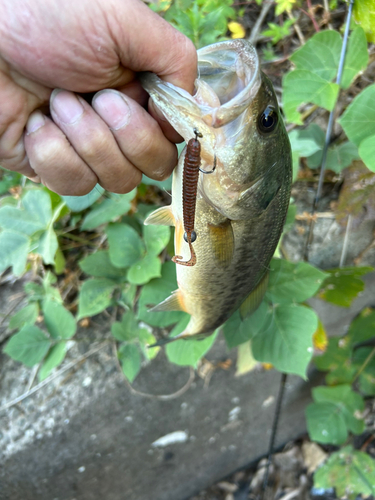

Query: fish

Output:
[140, 39, 292, 344]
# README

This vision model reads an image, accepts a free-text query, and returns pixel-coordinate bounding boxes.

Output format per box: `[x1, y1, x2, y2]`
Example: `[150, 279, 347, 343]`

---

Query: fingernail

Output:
[26, 111, 45, 134]
[51, 89, 84, 124]
[93, 90, 131, 130]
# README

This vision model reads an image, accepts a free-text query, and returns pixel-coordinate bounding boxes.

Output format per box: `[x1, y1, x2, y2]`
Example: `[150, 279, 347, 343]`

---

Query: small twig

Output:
[306, 0, 320, 31]
[0, 342, 109, 412]
[339, 215, 352, 268]
[249, 0, 274, 44]
[288, 11, 305, 45]
[323, 0, 333, 29]
[352, 347, 375, 384]
[26, 364, 40, 392]
[112, 342, 195, 400]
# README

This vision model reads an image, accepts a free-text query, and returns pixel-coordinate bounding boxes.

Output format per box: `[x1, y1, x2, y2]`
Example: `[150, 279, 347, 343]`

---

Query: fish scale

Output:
[141, 40, 292, 344]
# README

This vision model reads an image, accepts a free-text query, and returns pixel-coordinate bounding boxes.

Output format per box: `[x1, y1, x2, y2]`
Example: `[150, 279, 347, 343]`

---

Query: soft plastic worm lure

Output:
[172, 128, 216, 267]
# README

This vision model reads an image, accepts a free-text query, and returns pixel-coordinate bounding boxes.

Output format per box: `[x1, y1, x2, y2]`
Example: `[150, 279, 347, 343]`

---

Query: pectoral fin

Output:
[239, 271, 269, 319]
[144, 206, 175, 226]
[208, 219, 234, 266]
[148, 290, 186, 313]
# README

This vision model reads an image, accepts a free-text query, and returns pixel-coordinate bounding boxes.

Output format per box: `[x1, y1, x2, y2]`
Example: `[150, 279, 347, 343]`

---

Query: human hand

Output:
[0, 0, 196, 195]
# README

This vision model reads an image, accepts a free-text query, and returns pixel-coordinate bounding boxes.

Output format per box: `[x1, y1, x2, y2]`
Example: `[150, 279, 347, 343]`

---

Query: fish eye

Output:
[258, 105, 278, 133]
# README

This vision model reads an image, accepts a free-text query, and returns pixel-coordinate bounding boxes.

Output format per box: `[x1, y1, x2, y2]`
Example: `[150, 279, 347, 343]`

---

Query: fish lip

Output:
[139, 40, 261, 139]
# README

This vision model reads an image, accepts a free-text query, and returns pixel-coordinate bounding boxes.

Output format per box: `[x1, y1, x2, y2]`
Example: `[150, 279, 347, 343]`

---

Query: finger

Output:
[49, 89, 143, 193]
[24, 111, 98, 196]
[92, 89, 178, 180]
[148, 99, 184, 144]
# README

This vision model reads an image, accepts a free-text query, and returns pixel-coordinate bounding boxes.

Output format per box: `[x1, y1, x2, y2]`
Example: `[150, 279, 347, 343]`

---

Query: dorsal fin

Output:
[144, 206, 175, 226]
[208, 219, 234, 267]
[240, 271, 269, 320]
[148, 290, 186, 313]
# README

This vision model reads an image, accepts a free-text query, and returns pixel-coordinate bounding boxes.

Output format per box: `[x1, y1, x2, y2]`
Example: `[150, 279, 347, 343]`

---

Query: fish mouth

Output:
[139, 40, 261, 144]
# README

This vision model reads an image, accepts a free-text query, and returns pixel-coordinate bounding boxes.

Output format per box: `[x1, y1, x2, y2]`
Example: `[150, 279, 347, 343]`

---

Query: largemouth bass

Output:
[141, 40, 292, 342]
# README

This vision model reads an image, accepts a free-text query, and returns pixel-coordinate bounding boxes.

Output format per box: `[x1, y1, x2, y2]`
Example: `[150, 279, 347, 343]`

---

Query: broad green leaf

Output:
[358, 357, 375, 396]
[223, 302, 269, 349]
[266, 259, 328, 305]
[3, 325, 51, 367]
[38, 342, 67, 381]
[62, 185, 104, 211]
[318, 266, 373, 307]
[111, 311, 139, 341]
[307, 141, 360, 173]
[347, 308, 375, 347]
[77, 278, 117, 319]
[22, 190, 51, 227]
[8, 303, 39, 330]
[0, 206, 46, 235]
[138, 328, 160, 360]
[118, 343, 141, 383]
[314, 336, 352, 372]
[24, 282, 45, 301]
[79, 250, 127, 280]
[283, 70, 339, 124]
[354, 0, 375, 43]
[106, 223, 144, 268]
[341, 27, 369, 89]
[290, 30, 342, 81]
[36, 227, 58, 265]
[81, 190, 136, 230]
[43, 300, 76, 339]
[138, 261, 187, 327]
[359, 134, 375, 172]
[251, 304, 318, 378]
[143, 224, 170, 256]
[0, 230, 30, 276]
[288, 124, 324, 157]
[314, 446, 375, 499]
[54, 247, 66, 275]
[339, 84, 375, 146]
[313, 385, 365, 436]
[42, 272, 63, 304]
[127, 254, 161, 285]
[306, 401, 347, 445]
[166, 315, 217, 367]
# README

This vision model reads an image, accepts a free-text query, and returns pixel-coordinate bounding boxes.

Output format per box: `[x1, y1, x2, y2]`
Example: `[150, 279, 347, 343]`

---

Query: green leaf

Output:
[38, 342, 67, 381]
[118, 343, 141, 383]
[290, 30, 342, 81]
[318, 266, 373, 307]
[288, 124, 325, 157]
[223, 302, 269, 349]
[22, 190, 51, 227]
[143, 224, 170, 256]
[307, 141, 360, 173]
[127, 254, 161, 285]
[106, 223, 145, 268]
[312, 385, 365, 437]
[341, 27, 369, 89]
[36, 227, 58, 264]
[111, 311, 139, 341]
[43, 300, 76, 339]
[314, 446, 375, 499]
[314, 336, 353, 373]
[138, 328, 160, 360]
[3, 325, 51, 367]
[306, 401, 348, 445]
[81, 190, 136, 230]
[266, 259, 328, 305]
[77, 278, 117, 319]
[283, 70, 340, 124]
[54, 247, 66, 275]
[347, 308, 375, 347]
[251, 304, 318, 378]
[339, 84, 375, 147]
[354, 0, 375, 43]
[138, 261, 187, 327]
[0, 230, 30, 276]
[8, 303, 39, 330]
[359, 134, 375, 172]
[236, 341, 258, 376]
[62, 185, 104, 211]
[79, 250, 127, 280]
[0, 206, 46, 235]
[166, 315, 217, 367]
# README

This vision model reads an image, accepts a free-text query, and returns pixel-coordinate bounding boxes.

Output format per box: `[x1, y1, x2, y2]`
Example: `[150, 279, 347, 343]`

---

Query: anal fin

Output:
[144, 206, 175, 226]
[240, 271, 269, 320]
[148, 290, 186, 313]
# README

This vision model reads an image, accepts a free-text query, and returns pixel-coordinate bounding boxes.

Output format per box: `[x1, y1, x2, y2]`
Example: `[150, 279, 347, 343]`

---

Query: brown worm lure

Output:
[172, 128, 216, 267]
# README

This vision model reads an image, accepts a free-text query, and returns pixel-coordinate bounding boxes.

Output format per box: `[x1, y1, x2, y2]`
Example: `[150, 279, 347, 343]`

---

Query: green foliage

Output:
[314, 446, 375, 499]
[77, 278, 117, 319]
[318, 267, 373, 307]
[4, 325, 51, 367]
[306, 385, 365, 445]
[81, 190, 137, 230]
[354, 0, 375, 43]
[262, 19, 295, 44]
